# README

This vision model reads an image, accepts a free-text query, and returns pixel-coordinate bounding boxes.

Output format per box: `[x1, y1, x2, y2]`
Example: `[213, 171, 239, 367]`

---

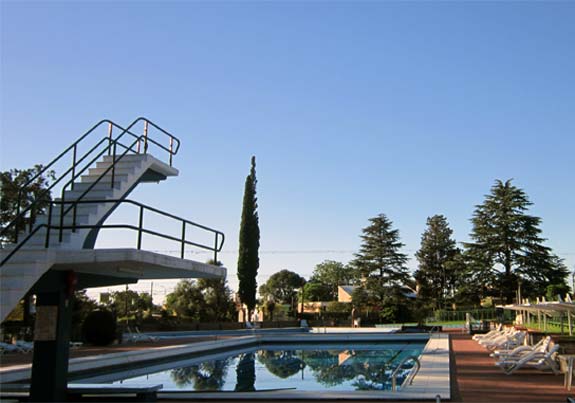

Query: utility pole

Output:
[125, 284, 129, 326]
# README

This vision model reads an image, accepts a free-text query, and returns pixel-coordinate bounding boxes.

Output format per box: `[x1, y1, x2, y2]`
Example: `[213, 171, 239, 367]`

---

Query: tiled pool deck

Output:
[0, 330, 573, 402]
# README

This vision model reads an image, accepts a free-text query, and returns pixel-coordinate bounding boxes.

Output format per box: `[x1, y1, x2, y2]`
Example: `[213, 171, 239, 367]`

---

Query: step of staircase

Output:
[92, 161, 135, 176]
[81, 173, 130, 184]
[34, 213, 92, 227]
[71, 182, 124, 193]
[56, 188, 116, 201]
[102, 154, 147, 163]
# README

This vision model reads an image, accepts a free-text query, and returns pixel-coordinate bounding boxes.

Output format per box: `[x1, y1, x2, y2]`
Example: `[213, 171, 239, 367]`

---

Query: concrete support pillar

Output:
[30, 271, 74, 402]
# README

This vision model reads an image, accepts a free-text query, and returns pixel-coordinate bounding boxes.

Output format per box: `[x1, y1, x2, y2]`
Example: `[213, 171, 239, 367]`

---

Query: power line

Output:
[146, 249, 418, 255]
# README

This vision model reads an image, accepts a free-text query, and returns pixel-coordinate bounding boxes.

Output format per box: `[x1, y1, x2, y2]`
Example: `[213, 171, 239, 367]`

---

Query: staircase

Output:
[25, 154, 178, 250]
[0, 118, 221, 323]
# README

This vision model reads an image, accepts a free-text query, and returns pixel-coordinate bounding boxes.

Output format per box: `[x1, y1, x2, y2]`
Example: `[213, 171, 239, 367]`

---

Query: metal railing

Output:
[1, 117, 180, 245]
[390, 355, 421, 391]
[0, 117, 180, 243]
[1, 199, 224, 266]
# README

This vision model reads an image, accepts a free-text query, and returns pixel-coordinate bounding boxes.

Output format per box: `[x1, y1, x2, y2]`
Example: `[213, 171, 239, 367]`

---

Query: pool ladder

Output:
[390, 355, 421, 391]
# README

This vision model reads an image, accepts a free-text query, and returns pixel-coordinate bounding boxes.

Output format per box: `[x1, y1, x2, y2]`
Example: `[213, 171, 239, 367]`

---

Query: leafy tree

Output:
[165, 280, 206, 320]
[303, 281, 332, 302]
[199, 259, 237, 321]
[105, 290, 153, 320]
[196, 277, 237, 321]
[0, 165, 55, 243]
[414, 215, 464, 309]
[310, 260, 355, 299]
[465, 179, 568, 303]
[351, 214, 410, 321]
[237, 156, 260, 320]
[259, 269, 306, 305]
[165, 275, 236, 322]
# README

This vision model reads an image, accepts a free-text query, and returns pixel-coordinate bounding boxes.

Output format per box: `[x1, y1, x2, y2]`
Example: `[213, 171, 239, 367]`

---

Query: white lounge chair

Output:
[476, 326, 515, 344]
[124, 327, 159, 343]
[480, 331, 526, 352]
[496, 343, 561, 375]
[14, 340, 33, 352]
[473, 323, 503, 341]
[0, 341, 31, 354]
[490, 336, 551, 359]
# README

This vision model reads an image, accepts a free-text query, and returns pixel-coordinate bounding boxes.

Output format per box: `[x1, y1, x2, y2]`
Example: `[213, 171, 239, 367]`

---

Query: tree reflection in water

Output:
[235, 352, 256, 392]
[170, 358, 231, 390]
[168, 348, 415, 392]
[304, 349, 408, 390]
[257, 350, 304, 379]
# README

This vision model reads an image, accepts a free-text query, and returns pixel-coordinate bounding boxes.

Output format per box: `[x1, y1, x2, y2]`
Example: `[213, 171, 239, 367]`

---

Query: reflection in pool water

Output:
[114, 343, 423, 392]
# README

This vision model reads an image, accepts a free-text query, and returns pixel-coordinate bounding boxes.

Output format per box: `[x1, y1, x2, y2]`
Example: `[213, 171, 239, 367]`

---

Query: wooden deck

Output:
[450, 333, 571, 402]
[1, 333, 574, 402]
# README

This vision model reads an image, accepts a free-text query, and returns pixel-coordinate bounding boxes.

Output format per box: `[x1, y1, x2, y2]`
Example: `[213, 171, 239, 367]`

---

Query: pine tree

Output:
[352, 214, 409, 313]
[414, 215, 462, 310]
[465, 179, 568, 303]
[237, 156, 260, 319]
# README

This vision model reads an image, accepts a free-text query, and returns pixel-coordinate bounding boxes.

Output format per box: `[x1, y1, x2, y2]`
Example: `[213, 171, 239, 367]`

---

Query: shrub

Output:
[326, 301, 351, 314]
[82, 310, 117, 346]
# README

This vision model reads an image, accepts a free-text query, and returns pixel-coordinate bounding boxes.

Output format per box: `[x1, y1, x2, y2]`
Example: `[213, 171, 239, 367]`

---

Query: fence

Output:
[432, 308, 498, 322]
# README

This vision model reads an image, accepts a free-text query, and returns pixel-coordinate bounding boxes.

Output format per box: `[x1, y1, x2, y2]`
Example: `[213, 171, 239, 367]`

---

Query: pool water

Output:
[112, 342, 424, 392]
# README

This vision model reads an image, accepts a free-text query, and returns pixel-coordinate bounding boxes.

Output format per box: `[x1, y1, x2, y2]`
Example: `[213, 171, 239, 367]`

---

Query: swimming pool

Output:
[53, 333, 449, 400]
[106, 342, 425, 392]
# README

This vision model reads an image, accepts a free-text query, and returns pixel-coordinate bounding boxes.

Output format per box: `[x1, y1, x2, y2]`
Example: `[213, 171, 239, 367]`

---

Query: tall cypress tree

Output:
[237, 156, 260, 319]
[414, 215, 462, 310]
[465, 179, 567, 303]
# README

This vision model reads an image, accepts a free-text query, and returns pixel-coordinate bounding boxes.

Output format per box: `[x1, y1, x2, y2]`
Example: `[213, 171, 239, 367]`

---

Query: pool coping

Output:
[0, 332, 450, 400]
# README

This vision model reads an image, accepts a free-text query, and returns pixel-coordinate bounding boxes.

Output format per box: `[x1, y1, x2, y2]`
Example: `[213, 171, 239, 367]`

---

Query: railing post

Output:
[45, 203, 53, 248]
[59, 196, 65, 243]
[14, 203, 21, 243]
[143, 120, 149, 153]
[108, 122, 113, 156]
[137, 206, 144, 250]
[72, 203, 77, 233]
[169, 137, 174, 166]
[71, 144, 77, 191]
[213, 233, 218, 263]
[180, 221, 186, 259]
[111, 142, 116, 189]
[28, 205, 35, 234]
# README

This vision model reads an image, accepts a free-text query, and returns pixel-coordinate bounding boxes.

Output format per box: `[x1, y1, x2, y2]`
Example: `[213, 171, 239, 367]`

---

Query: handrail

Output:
[1, 117, 180, 245]
[56, 117, 181, 242]
[6, 119, 118, 242]
[390, 355, 421, 391]
[57, 134, 142, 242]
[0, 199, 224, 267]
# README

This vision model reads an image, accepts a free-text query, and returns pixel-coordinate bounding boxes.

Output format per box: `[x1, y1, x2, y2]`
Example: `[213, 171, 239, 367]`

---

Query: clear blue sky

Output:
[1, 1, 574, 302]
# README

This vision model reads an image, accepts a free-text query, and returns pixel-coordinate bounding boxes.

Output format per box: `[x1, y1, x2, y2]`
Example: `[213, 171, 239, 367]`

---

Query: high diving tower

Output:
[0, 118, 225, 401]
